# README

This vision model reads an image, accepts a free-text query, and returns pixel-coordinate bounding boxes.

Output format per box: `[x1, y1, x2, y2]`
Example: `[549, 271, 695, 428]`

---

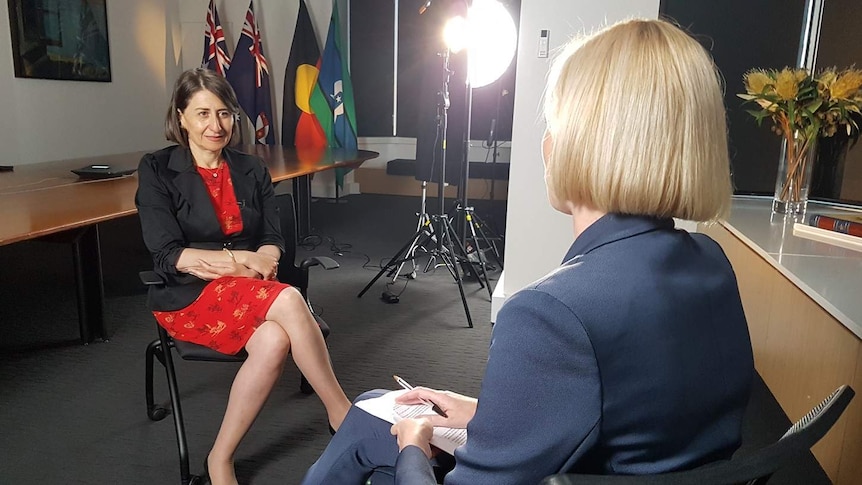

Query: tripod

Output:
[452, 70, 506, 285]
[357, 49, 477, 328]
[387, 181, 431, 283]
[457, 202, 504, 277]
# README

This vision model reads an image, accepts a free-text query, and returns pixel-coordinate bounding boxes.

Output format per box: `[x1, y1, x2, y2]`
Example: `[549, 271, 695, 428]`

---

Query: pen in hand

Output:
[393, 375, 449, 418]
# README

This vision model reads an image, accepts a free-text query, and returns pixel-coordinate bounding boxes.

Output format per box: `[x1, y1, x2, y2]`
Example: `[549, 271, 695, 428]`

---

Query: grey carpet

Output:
[0, 194, 500, 484]
[0, 194, 828, 484]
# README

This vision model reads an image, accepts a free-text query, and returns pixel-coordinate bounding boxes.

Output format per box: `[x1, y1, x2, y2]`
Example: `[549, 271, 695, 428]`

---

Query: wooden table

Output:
[698, 197, 862, 483]
[0, 145, 378, 343]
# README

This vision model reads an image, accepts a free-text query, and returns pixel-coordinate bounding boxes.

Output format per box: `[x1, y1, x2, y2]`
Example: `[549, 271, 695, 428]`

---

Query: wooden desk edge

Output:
[0, 208, 140, 246]
[0, 151, 378, 247]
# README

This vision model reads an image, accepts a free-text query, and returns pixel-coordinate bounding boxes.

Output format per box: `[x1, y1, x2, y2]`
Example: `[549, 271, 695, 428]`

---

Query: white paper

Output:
[355, 389, 467, 455]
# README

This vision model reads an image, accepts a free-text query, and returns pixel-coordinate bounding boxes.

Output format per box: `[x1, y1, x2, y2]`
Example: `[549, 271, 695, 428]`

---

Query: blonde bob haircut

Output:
[543, 19, 732, 222]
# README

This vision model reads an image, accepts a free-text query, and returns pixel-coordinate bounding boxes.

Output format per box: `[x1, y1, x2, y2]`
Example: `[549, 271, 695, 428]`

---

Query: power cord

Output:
[298, 233, 373, 269]
[296, 234, 413, 304]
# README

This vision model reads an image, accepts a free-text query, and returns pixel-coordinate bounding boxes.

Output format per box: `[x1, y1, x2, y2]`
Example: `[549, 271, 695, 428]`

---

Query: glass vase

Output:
[772, 132, 817, 216]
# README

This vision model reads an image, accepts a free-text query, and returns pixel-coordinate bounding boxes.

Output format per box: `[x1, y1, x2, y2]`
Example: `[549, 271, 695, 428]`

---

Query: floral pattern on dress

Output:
[153, 277, 290, 355]
[196, 163, 243, 236]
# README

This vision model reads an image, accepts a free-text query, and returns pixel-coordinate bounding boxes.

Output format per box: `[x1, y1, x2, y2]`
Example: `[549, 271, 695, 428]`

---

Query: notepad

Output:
[355, 389, 468, 455]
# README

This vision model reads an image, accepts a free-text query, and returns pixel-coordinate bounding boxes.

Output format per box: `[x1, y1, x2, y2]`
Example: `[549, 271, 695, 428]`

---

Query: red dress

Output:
[152, 163, 290, 355]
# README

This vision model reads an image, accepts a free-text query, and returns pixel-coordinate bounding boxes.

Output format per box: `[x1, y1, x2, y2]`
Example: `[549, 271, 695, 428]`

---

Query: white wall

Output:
[0, 0, 347, 167]
[0, 0, 504, 180]
[0, 0, 183, 165]
[492, 0, 660, 319]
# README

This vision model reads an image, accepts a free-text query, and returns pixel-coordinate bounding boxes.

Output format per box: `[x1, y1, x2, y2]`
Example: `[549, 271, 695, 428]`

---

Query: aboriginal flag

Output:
[282, 0, 326, 149]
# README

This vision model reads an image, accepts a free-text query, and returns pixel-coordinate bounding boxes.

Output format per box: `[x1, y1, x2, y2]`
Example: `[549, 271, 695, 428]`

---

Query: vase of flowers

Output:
[739, 67, 862, 215]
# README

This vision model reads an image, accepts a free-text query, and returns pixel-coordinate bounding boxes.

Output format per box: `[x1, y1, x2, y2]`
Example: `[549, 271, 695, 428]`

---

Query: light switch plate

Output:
[538, 29, 550, 58]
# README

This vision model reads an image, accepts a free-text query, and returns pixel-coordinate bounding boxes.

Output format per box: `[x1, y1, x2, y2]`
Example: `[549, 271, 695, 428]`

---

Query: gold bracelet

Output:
[223, 247, 236, 262]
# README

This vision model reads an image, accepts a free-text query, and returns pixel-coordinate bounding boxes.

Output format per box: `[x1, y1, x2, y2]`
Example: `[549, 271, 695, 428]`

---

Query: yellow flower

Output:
[739, 66, 862, 143]
[756, 99, 777, 112]
[774, 68, 799, 100]
[818, 69, 836, 98]
[819, 68, 837, 86]
[744, 70, 772, 95]
[830, 69, 862, 100]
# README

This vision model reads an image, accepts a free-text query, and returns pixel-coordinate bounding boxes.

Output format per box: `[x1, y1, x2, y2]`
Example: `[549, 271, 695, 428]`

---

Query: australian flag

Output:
[201, 0, 230, 76]
[226, 0, 275, 145]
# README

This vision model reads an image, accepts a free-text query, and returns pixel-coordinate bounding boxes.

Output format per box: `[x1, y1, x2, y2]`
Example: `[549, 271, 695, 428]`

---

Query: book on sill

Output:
[354, 389, 468, 455]
[806, 213, 862, 238]
[793, 222, 862, 253]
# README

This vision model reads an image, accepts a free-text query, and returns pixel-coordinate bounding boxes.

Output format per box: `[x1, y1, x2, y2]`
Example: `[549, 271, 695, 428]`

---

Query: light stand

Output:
[452, 71, 495, 300]
[489, 82, 504, 204]
[449, 0, 516, 291]
[474, 85, 506, 269]
[356, 49, 476, 328]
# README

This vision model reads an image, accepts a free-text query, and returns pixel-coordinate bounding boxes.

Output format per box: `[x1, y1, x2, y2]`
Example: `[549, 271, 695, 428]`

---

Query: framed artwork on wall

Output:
[7, 0, 111, 82]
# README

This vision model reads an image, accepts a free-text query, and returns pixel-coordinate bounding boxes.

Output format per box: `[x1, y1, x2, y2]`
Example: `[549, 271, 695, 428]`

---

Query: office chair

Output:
[541, 384, 854, 485]
[143, 193, 339, 485]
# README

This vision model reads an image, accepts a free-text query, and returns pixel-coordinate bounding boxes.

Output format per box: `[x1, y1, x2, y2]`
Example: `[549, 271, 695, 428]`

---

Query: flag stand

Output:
[327, 177, 349, 204]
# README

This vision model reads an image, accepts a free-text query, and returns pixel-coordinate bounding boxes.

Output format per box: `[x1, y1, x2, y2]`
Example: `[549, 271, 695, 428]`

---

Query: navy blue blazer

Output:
[134, 145, 284, 312]
[396, 214, 754, 485]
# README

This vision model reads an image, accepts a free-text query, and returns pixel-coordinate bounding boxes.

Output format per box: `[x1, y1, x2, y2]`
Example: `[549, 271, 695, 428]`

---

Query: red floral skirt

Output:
[153, 276, 291, 355]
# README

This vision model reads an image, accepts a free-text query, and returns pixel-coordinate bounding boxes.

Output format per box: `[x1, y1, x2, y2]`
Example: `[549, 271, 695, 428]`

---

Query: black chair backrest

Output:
[276, 193, 298, 268]
[540, 385, 854, 485]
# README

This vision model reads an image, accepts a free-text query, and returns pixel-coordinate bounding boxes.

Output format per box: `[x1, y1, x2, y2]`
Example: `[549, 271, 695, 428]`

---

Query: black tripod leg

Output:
[357, 227, 427, 298]
[446, 217, 485, 290]
[465, 212, 493, 300]
[438, 233, 474, 328]
[472, 212, 504, 268]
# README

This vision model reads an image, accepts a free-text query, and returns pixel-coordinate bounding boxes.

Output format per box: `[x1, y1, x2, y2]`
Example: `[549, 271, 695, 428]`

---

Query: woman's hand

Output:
[236, 251, 279, 280]
[395, 388, 478, 429]
[390, 418, 434, 458]
[186, 260, 256, 280]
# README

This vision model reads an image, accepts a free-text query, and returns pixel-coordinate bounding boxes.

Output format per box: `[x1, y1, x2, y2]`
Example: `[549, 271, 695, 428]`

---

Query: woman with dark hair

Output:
[301, 18, 753, 485]
[135, 68, 350, 485]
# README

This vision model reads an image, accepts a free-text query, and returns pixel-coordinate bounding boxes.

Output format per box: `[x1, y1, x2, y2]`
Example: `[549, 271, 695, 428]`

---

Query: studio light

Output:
[443, 0, 517, 226]
[443, 0, 517, 87]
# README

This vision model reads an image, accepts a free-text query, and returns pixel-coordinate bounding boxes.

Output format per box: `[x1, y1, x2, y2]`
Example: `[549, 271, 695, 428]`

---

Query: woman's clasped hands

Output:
[237, 250, 279, 280]
[389, 388, 478, 458]
[186, 250, 279, 281]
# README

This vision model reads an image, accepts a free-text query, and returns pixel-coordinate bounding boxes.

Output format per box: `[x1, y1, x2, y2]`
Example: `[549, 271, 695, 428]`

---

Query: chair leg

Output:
[157, 329, 195, 485]
[146, 338, 169, 421]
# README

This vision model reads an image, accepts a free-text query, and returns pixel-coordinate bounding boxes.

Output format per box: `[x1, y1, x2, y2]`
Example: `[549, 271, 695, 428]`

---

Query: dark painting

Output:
[7, 0, 111, 82]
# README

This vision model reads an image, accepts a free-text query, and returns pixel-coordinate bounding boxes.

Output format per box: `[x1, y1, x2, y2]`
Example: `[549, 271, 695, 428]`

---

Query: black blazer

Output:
[135, 145, 285, 311]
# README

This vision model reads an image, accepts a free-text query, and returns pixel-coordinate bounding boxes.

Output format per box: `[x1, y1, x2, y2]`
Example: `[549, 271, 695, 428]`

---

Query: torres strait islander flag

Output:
[201, 0, 230, 75]
[282, 0, 327, 149]
[226, 0, 275, 145]
[310, 0, 358, 187]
